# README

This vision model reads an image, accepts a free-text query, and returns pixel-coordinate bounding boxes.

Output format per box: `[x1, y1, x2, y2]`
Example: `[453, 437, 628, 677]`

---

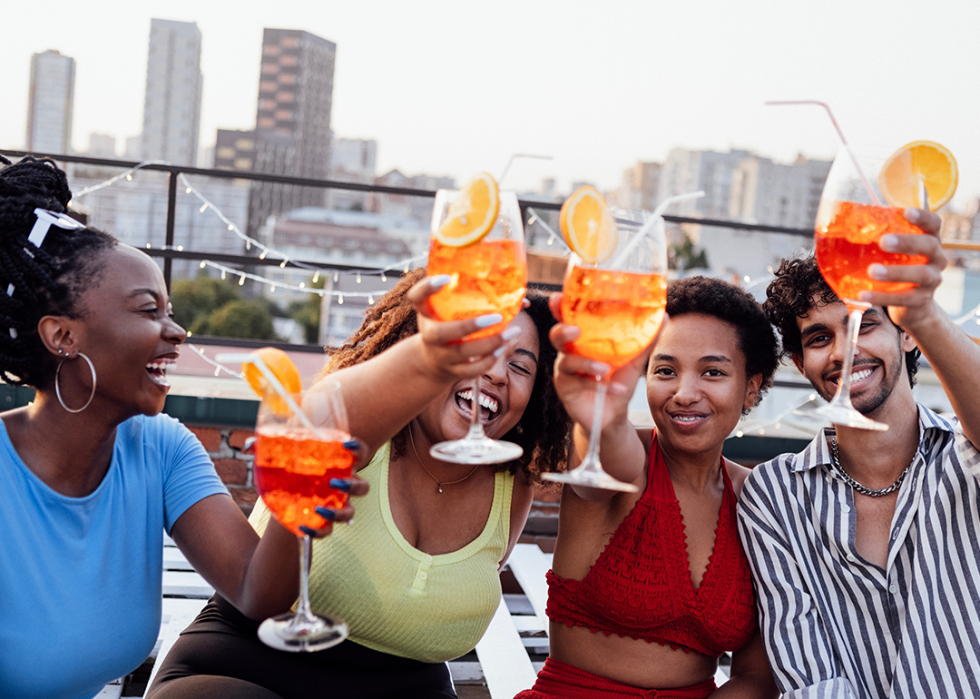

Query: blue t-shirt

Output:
[0, 413, 227, 699]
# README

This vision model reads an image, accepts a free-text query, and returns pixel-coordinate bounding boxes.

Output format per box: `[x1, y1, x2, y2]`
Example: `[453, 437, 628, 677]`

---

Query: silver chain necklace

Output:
[831, 436, 912, 498]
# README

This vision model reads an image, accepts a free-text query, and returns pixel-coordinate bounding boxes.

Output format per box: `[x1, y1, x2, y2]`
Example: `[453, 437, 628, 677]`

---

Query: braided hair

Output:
[0, 157, 117, 388]
[325, 268, 570, 479]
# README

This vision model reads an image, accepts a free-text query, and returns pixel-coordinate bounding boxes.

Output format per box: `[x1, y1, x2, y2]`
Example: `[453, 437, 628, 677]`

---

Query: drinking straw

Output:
[608, 191, 705, 269]
[215, 352, 315, 429]
[765, 100, 881, 206]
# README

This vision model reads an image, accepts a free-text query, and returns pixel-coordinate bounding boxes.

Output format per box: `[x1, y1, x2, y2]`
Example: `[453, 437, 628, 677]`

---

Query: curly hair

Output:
[763, 255, 919, 387]
[0, 156, 117, 388]
[664, 275, 780, 412]
[326, 268, 569, 479]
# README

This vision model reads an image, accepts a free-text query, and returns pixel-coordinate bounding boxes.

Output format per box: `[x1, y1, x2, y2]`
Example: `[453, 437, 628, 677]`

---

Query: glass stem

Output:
[580, 377, 607, 470]
[293, 534, 317, 625]
[466, 376, 486, 440]
[828, 304, 867, 410]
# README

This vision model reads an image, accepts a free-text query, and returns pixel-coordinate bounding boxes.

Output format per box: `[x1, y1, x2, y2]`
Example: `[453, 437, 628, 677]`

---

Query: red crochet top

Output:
[546, 434, 757, 657]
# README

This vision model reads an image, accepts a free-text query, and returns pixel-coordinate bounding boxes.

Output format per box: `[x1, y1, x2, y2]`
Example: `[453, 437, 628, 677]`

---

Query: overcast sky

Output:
[3, 0, 980, 208]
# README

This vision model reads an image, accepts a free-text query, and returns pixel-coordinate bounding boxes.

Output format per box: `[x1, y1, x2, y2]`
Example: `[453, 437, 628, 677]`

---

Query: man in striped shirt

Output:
[737, 207, 980, 699]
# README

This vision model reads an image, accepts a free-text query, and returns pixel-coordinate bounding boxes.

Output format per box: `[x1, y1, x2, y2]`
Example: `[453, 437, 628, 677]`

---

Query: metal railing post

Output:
[164, 171, 178, 290]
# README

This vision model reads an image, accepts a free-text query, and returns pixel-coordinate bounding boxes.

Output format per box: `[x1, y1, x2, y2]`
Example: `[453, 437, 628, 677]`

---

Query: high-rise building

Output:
[214, 129, 257, 171]
[609, 161, 661, 212]
[327, 137, 377, 211]
[140, 19, 203, 165]
[658, 148, 752, 218]
[728, 154, 831, 229]
[248, 28, 336, 235]
[26, 50, 75, 155]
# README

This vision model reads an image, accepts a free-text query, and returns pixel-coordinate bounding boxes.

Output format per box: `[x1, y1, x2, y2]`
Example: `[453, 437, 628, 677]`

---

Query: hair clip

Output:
[7, 208, 85, 338]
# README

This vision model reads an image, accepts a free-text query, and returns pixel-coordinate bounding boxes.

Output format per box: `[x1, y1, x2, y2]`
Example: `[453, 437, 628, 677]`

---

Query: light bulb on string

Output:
[239, 275, 246, 286]
[547, 234, 555, 246]
[333, 272, 339, 283]
[279, 260, 287, 269]
[199, 203, 208, 213]
[368, 294, 375, 304]
[270, 286, 276, 293]
[381, 271, 387, 282]
[259, 250, 268, 260]
[338, 294, 344, 305]
[246, 241, 251, 251]
[199, 261, 207, 269]
[126, 173, 133, 181]
[299, 282, 305, 289]
[185, 187, 192, 194]
[220, 270, 226, 280]
[312, 271, 320, 283]
[177, 245, 184, 251]
[356, 272, 361, 284]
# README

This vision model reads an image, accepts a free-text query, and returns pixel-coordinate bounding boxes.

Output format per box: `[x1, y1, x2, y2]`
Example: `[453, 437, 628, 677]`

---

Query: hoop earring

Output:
[55, 352, 97, 414]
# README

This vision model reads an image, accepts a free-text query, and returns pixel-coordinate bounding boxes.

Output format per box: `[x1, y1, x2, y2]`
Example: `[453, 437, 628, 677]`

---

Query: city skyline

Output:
[3, 0, 980, 211]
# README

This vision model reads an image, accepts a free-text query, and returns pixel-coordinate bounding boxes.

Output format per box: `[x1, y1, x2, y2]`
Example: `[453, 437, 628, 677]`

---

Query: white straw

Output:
[765, 100, 881, 206]
[608, 191, 705, 269]
[215, 353, 315, 429]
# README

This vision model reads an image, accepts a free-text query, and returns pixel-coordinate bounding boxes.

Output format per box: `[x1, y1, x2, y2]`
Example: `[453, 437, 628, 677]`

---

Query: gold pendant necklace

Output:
[408, 424, 481, 493]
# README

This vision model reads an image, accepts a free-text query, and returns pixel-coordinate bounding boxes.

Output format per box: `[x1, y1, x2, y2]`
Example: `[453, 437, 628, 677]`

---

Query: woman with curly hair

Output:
[516, 276, 780, 698]
[150, 268, 571, 698]
[0, 156, 366, 699]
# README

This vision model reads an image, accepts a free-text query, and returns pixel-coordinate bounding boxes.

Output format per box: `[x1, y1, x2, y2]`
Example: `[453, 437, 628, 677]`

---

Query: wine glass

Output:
[425, 188, 528, 464]
[800, 144, 928, 431]
[542, 213, 668, 492]
[253, 379, 354, 651]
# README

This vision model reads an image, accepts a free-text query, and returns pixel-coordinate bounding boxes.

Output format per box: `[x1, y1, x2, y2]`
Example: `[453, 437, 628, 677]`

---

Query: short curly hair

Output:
[762, 255, 919, 387]
[663, 276, 780, 412]
[0, 156, 117, 388]
[325, 268, 570, 480]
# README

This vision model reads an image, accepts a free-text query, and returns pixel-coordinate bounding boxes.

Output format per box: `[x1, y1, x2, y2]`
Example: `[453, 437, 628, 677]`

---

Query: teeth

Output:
[457, 390, 498, 414]
[146, 360, 175, 374]
[835, 368, 873, 385]
[673, 415, 702, 422]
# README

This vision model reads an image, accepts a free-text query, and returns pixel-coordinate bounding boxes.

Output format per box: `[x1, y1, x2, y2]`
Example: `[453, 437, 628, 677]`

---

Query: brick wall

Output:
[186, 422, 560, 548]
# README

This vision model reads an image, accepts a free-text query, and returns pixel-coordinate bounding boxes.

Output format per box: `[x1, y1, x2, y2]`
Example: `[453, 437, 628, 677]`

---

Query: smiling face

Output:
[66, 245, 186, 418]
[792, 299, 915, 417]
[646, 313, 762, 459]
[417, 311, 540, 443]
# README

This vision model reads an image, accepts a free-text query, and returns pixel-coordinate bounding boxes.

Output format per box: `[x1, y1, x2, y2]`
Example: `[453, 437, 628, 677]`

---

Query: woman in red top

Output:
[518, 277, 779, 698]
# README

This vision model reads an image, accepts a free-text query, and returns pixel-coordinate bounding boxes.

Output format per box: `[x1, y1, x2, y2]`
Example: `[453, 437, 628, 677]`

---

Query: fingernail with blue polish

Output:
[869, 264, 887, 279]
[493, 345, 507, 357]
[299, 525, 317, 536]
[316, 507, 337, 521]
[342, 439, 360, 451]
[329, 478, 352, 492]
[347, 518, 354, 526]
[501, 326, 521, 341]
[430, 275, 451, 289]
[905, 208, 920, 222]
[475, 313, 503, 328]
[880, 234, 898, 251]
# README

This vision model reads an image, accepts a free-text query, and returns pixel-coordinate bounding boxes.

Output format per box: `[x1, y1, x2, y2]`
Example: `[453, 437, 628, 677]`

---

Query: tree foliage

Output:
[171, 276, 277, 340]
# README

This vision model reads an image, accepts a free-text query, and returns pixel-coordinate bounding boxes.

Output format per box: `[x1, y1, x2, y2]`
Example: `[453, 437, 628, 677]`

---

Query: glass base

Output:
[430, 437, 523, 465]
[793, 405, 889, 431]
[542, 467, 639, 493]
[257, 612, 348, 653]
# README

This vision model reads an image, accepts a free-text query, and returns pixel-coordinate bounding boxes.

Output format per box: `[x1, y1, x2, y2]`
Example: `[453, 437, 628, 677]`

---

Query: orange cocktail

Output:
[254, 426, 354, 536]
[561, 266, 667, 370]
[426, 238, 526, 340]
[816, 201, 926, 301]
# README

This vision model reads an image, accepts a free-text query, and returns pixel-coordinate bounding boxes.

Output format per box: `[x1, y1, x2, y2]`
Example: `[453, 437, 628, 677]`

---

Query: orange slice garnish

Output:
[243, 347, 302, 415]
[433, 173, 500, 247]
[878, 140, 958, 211]
[559, 186, 618, 264]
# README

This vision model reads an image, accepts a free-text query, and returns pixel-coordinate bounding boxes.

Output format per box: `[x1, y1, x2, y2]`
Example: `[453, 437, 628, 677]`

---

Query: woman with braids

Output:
[0, 156, 368, 699]
[515, 277, 779, 698]
[148, 269, 570, 698]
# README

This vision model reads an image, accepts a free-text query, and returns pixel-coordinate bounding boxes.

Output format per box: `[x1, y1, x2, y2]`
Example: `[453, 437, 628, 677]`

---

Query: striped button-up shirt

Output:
[737, 405, 980, 699]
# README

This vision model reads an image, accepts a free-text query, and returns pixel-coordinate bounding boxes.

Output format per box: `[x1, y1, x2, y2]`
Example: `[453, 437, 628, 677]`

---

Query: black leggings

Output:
[147, 596, 457, 699]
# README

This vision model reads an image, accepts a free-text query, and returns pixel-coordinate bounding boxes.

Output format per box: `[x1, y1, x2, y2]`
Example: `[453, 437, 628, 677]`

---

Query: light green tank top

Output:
[250, 441, 514, 663]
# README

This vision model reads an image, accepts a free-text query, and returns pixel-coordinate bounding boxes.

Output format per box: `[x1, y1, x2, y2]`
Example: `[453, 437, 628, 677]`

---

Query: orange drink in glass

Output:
[426, 238, 526, 340]
[425, 182, 528, 465]
[815, 201, 926, 301]
[561, 266, 667, 370]
[254, 426, 354, 537]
